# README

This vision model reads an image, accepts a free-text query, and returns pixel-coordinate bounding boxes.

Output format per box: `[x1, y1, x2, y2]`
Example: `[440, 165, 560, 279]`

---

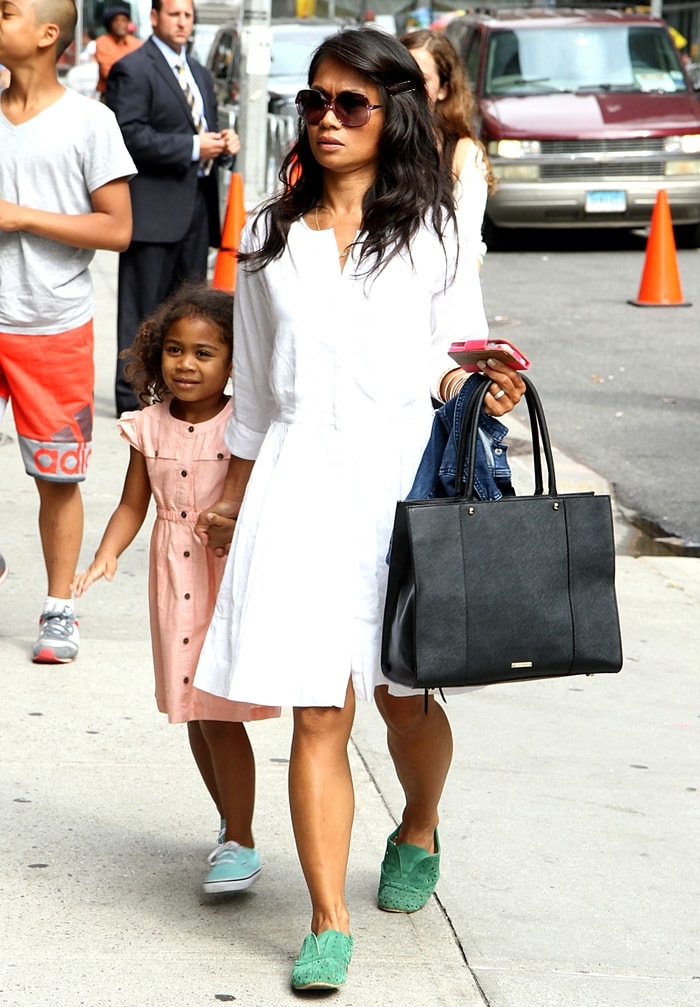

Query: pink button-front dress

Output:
[118, 398, 280, 725]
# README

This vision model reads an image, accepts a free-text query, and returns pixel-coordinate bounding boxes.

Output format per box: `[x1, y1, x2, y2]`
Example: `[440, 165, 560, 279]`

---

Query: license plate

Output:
[585, 190, 627, 213]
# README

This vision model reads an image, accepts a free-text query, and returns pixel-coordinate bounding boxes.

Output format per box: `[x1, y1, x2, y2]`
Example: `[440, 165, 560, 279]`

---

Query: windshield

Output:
[270, 28, 336, 78]
[485, 25, 688, 95]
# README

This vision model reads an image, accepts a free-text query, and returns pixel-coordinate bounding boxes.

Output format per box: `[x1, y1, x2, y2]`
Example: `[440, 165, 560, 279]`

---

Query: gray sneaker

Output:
[32, 606, 80, 664]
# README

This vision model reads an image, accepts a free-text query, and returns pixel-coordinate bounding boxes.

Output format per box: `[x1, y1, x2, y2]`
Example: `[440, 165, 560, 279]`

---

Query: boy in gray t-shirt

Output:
[0, 0, 136, 663]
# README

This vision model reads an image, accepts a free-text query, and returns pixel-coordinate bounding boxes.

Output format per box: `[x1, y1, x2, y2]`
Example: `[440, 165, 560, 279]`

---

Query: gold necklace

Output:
[314, 204, 351, 260]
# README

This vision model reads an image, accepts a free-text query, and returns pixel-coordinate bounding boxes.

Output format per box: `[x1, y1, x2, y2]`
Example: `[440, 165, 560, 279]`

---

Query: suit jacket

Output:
[106, 36, 221, 246]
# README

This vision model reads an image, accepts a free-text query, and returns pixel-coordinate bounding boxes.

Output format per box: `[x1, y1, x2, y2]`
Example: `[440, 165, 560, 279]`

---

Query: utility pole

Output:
[237, 0, 273, 207]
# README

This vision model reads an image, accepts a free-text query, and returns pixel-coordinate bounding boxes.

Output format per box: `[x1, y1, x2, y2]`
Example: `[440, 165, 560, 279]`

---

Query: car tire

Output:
[673, 221, 700, 249]
[482, 215, 504, 252]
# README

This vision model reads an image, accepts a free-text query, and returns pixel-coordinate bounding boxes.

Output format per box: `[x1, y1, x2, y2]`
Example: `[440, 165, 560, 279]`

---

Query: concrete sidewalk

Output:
[1, 252, 698, 1006]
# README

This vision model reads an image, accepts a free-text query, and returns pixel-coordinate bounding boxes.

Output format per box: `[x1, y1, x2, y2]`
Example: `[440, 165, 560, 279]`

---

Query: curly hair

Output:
[400, 30, 494, 192]
[123, 283, 234, 406]
[242, 26, 456, 278]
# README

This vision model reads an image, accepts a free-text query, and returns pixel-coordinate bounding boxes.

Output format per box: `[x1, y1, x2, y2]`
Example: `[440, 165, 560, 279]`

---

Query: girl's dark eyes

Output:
[164, 345, 214, 357]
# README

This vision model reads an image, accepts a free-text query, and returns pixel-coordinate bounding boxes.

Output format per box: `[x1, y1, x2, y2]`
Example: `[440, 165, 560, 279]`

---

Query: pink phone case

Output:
[448, 338, 530, 372]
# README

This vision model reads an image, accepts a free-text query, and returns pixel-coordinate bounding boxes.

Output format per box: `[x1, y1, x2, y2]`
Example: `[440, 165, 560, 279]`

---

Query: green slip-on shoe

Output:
[377, 825, 441, 913]
[291, 930, 354, 990]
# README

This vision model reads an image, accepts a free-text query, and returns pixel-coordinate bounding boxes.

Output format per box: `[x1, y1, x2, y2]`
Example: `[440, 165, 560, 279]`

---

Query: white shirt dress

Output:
[195, 215, 488, 709]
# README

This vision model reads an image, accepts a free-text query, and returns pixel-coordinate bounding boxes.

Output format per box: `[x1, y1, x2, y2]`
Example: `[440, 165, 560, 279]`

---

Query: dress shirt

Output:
[151, 34, 209, 162]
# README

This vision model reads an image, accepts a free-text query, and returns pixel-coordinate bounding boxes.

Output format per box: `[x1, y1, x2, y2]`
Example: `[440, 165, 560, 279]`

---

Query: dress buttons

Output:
[184, 550, 190, 557]
[217, 453, 224, 459]
[184, 592, 190, 600]
[188, 425, 194, 432]
[183, 637, 189, 644]
[181, 511, 187, 518]
[181, 470, 187, 477]
[183, 676, 189, 684]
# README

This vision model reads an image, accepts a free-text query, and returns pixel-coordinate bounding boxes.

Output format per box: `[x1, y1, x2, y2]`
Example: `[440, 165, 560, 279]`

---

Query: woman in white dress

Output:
[195, 27, 524, 990]
[402, 29, 495, 268]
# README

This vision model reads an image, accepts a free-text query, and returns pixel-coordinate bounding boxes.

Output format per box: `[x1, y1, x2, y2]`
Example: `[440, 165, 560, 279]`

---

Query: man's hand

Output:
[220, 129, 241, 156]
[199, 131, 229, 160]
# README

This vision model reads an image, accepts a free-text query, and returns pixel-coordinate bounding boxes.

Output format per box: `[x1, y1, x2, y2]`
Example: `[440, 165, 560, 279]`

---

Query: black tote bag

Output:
[381, 375, 623, 690]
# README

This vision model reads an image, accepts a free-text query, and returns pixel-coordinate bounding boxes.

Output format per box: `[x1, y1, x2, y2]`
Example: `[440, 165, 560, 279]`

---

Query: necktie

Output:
[177, 62, 212, 176]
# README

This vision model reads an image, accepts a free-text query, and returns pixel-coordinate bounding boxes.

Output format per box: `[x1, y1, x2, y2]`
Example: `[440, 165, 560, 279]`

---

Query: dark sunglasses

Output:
[295, 89, 382, 128]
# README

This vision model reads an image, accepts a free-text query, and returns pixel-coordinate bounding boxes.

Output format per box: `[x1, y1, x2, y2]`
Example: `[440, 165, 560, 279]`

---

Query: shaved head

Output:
[33, 0, 77, 56]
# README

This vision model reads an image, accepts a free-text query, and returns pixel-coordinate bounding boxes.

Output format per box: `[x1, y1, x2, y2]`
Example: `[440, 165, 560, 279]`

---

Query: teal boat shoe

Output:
[291, 930, 354, 990]
[377, 825, 441, 913]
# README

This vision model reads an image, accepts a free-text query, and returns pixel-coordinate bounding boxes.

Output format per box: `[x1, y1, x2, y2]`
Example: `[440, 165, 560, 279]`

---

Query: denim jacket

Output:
[407, 374, 515, 502]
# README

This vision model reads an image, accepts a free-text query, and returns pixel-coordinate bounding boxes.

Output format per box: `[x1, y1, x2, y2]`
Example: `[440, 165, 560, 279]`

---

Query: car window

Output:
[463, 29, 481, 86]
[484, 25, 688, 95]
[210, 29, 238, 81]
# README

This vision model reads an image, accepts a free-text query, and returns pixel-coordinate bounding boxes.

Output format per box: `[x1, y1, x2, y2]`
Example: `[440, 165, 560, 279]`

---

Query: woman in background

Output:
[402, 29, 494, 268]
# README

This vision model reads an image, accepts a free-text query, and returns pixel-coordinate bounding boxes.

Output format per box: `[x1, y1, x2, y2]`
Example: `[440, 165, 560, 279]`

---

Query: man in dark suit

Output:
[106, 0, 240, 414]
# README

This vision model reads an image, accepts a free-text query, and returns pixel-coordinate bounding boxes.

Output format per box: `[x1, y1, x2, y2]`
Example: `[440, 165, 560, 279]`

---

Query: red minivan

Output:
[445, 9, 700, 246]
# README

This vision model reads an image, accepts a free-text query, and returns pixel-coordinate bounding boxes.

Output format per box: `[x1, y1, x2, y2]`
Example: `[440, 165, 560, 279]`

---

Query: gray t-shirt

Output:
[0, 87, 136, 334]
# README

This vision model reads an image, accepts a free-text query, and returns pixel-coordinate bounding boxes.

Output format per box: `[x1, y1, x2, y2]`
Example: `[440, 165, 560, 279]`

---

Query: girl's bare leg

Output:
[198, 720, 255, 848]
[289, 680, 356, 935]
[374, 686, 453, 852]
[187, 720, 221, 817]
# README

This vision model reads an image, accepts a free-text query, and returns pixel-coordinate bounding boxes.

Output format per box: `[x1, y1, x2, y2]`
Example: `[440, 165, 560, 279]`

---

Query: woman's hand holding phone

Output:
[449, 337, 530, 373]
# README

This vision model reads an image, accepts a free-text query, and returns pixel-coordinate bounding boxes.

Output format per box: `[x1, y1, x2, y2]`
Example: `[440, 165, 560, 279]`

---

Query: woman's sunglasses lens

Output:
[335, 93, 369, 127]
[294, 90, 370, 127]
[295, 91, 322, 123]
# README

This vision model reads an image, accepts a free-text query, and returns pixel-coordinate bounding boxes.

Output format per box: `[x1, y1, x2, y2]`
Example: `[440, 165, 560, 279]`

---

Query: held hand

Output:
[71, 555, 118, 597]
[220, 129, 241, 156]
[195, 499, 239, 556]
[478, 358, 526, 417]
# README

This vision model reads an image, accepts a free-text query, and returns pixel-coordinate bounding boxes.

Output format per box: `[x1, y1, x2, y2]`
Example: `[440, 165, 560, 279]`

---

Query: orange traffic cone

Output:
[628, 189, 691, 307]
[213, 173, 246, 293]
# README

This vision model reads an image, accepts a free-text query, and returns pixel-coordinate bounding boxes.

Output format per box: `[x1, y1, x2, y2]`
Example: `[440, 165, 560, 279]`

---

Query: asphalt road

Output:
[480, 227, 700, 550]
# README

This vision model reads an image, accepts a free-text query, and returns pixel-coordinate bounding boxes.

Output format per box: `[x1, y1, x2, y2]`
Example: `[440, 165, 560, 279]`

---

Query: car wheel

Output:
[482, 215, 504, 252]
[673, 221, 700, 249]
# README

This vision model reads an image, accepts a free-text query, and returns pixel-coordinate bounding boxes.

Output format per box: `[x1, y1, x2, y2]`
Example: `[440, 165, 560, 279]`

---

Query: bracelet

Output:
[440, 367, 468, 402]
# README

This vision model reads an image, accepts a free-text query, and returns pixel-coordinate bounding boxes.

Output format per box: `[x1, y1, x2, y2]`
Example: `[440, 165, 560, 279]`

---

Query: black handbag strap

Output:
[455, 373, 559, 501]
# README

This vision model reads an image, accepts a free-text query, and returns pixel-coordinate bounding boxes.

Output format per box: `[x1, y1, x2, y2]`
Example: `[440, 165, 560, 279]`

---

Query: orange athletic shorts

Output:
[0, 321, 94, 483]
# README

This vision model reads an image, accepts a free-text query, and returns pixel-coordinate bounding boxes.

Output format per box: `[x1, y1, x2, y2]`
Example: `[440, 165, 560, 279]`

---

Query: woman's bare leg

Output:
[374, 686, 453, 852]
[289, 680, 356, 935]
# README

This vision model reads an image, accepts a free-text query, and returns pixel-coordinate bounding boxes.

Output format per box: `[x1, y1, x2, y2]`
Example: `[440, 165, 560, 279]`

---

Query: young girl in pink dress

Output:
[72, 284, 279, 893]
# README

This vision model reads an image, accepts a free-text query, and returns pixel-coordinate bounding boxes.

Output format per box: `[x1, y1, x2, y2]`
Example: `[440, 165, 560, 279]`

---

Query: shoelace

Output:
[207, 840, 242, 866]
[39, 609, 77, 639]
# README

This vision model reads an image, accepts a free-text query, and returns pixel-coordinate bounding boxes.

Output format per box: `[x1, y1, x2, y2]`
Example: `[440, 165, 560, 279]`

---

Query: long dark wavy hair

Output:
[123, 283, 234, 405]
[242, 27, 457, 278]
[400, 29, 494, 192]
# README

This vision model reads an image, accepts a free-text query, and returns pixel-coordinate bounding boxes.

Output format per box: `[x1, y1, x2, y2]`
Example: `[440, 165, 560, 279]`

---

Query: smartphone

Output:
[448, 337, 530, 372]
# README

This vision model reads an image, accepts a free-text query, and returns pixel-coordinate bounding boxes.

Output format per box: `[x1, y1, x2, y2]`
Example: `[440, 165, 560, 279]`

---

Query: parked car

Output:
[206, 18, 349, 190]
[445, 9, 700, 246]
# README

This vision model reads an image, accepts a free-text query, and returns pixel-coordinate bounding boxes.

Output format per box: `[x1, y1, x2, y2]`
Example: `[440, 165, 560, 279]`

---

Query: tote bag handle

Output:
[456, 374, 558, 501]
